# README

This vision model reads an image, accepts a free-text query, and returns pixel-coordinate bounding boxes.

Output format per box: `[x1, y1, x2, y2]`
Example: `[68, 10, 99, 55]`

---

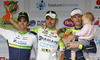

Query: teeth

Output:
[21, 25, 24, 27]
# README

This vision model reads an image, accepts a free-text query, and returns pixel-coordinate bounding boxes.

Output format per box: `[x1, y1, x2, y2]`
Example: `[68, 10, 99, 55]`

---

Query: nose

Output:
[76, 17, 79, 20]
[20, 21, 24, 25]
[48, 19, 51, 23]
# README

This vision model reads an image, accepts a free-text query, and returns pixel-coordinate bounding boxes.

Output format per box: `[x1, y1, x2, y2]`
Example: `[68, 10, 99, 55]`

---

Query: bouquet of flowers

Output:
[3, 0, 19, 21]
[57, 27, 74, 45]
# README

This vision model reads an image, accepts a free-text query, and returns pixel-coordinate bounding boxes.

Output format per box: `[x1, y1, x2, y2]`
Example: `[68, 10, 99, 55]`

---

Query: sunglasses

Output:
[46, 11, 56, 14]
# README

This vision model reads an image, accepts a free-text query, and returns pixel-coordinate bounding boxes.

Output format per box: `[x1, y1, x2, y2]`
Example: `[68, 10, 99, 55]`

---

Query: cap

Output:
[46, 10, 58, 19]
[71, 8, 82, 16]
[18, 12, 29, 22]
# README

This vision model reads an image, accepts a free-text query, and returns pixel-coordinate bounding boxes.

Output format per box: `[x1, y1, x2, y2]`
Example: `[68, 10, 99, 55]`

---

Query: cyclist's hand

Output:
[42, 25, 46, 29]
[66, 42, 79, 49]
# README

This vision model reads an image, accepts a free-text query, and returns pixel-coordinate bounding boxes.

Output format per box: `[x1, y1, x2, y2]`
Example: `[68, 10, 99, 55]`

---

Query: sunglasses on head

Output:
[46, 11, 56, 14]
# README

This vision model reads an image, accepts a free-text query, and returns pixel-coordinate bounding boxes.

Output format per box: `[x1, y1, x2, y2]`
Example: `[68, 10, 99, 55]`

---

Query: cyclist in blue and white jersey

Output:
[0, 12, 37, 60]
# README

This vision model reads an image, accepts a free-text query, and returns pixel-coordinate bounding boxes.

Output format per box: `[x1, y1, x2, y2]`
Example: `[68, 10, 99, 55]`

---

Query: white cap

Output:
[71, 9, 83, 16]
[46, 12, 57, 19]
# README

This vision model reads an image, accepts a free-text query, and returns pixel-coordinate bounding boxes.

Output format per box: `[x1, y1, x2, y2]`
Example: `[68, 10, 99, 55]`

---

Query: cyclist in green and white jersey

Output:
[33, 10, 65, 60]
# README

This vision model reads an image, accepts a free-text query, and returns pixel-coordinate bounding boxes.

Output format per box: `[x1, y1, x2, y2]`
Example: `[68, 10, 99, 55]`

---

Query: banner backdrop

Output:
[0, 18, 17, 29]
[0, 0, 100, 60]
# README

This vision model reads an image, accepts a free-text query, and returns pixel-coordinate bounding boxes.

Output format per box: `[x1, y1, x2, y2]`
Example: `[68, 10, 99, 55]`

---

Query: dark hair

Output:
[17, 12, 29, 22]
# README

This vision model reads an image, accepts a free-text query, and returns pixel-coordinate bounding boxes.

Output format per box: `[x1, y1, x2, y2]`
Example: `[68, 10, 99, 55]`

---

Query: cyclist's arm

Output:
[79, 40, 97, 53]
[9, 14, 19, 30]
[0, 28, 13, 40]
[32, 26, 42, 33]
[59, 39, 65, 60]
[60, 51, 65, 60]
[32, 35, 38, 60]
[67, 41, 97, 53]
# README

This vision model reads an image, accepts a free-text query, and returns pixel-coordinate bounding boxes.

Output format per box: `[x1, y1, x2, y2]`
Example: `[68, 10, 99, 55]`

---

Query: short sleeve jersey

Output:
[33, 26, 65, 60]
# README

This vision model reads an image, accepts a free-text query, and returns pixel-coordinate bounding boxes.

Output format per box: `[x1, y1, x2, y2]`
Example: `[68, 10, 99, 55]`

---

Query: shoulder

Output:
[32, 26, 42, 33]
[33, 26, 42, 30]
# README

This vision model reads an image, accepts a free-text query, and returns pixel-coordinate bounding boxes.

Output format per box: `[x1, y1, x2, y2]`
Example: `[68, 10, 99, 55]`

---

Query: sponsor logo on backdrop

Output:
[96, 0, 100, 5]
[36, 0, 79, 10]
[29, 20, 36, 27]
[48, 3, 78, 7]
[36, 0, 46, 10]
[37, 21, 45, 26]
[93, 17, 100, 27]
[0, 57, 5, 60]
[94, 0, 100, 9]
[63, 18, 74, 27]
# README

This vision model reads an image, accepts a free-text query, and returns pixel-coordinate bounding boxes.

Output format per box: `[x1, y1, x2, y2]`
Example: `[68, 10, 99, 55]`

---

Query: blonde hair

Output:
[83, 12, 94, 22]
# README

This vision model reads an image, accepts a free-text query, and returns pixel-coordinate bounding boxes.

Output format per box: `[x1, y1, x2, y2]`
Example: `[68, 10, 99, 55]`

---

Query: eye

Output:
[24, 20, 27, 22]
[73, 16, 76, 18]
[51, 18, 55, 20]
[18, 20, 21, 22]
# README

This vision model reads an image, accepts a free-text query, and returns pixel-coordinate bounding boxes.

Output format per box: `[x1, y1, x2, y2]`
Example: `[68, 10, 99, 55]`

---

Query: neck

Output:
[75, 25, 83, 28]
[19, 29, 27, 32]
[47, 27, 56, 31]
[47, 27, 55, 29]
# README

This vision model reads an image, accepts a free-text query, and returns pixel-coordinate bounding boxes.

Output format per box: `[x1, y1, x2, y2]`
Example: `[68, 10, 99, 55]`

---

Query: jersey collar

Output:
[18, 31, 28, 36]
[74, 26, 83, 30]
[47, 27, 57, 31]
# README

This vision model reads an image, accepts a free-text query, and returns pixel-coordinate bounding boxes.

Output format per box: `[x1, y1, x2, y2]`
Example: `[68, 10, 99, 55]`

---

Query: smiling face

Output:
[71, 14, 82, 26]
[46, 16, 58, 29]
[18, 17, 29, 32]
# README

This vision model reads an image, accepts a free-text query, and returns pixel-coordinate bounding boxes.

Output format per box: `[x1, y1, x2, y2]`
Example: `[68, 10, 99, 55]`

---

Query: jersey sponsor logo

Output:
[41, 48, 51, 52]
[40, 42, 55, 48]
[42, 30, 48, 34]
[15, 36, 20, 39]
[13, 39, 26, 45]
[23, 37, 27, 40]
[37, 21, 46, 26]
[42, 30, 57, 38]
[39, 36, 58, 44]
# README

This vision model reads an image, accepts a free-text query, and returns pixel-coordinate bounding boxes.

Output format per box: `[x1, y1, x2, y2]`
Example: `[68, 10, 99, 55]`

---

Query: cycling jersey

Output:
[0, 28, 37, 60]
[33, 26, 65, 60]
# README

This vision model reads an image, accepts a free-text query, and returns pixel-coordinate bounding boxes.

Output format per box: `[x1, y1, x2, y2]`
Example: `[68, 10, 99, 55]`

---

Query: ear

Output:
[27, 22, 30, 26]
[71, 17, 73, 22]
[56, 19, 58, 23]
